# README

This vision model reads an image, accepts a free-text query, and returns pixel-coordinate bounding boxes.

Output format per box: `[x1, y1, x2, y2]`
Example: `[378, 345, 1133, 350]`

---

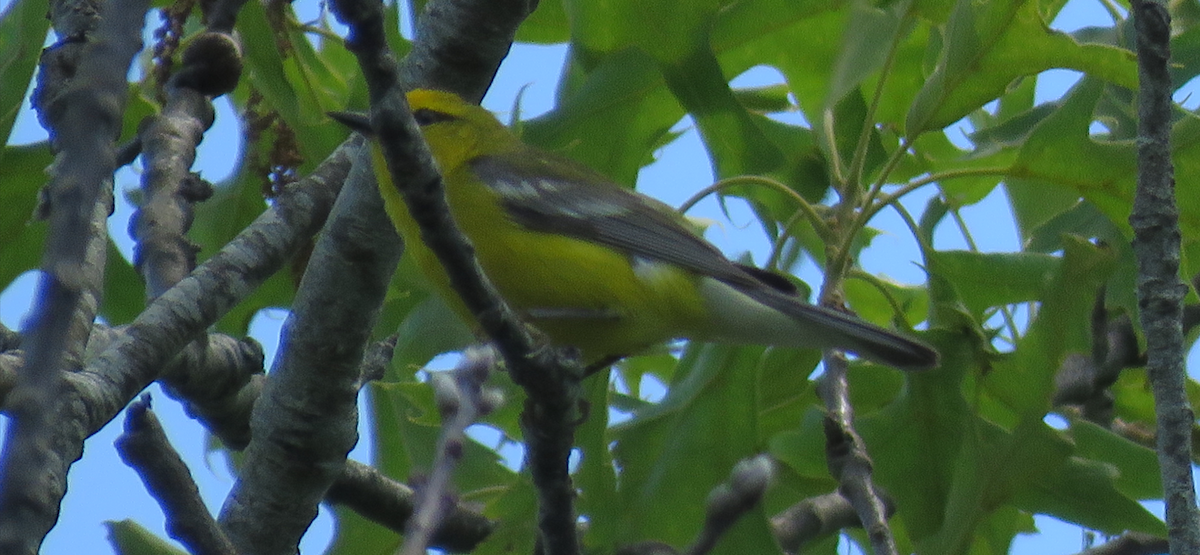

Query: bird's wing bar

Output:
[471, 152, 761, 289]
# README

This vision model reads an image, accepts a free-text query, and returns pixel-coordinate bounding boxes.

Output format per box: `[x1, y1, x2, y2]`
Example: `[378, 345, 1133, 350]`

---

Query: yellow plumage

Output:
[336, 89, 938, 369]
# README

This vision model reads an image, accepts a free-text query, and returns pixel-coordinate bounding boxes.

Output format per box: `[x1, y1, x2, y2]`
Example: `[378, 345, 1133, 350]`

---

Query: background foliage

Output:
[1, 0, 1197, 553]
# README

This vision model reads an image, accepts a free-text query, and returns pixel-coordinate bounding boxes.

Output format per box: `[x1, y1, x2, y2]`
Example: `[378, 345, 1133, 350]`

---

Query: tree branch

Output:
[133, 1, 245, 301]
[1129, 1, 1200, 552]
[327, 460, 494, 553]
[685, 455, 774, 555]
[1052, 289, 1143, 426]
[0, 126, 353, 554]
[1075, 531, 1168, 555]
[770, 491, 882, 553]
[818, 354, 897, 555]
[218, 145, 402, 555]
[132, 87, 215, 301]
[398, 0, 537, 103]
[115, 395, 236, 555]
[5, 322, 491, 552]
[329, 0, 584, 553]
[400, 348, 498, 555]
[0, 0, 148, 550]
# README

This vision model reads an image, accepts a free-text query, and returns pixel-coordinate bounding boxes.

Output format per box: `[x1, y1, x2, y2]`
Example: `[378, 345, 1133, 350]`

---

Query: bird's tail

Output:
[696, 279, 939, 370]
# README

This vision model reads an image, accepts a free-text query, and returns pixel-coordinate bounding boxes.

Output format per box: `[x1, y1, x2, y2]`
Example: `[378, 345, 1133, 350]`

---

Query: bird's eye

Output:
[412, 108, 456, 126]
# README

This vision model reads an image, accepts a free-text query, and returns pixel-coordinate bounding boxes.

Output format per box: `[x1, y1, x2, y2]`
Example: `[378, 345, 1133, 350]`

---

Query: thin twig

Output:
[818, 354, 898, 555]
[328, 460, 494, 552]
[684, 455, 775, 555]
[399, 348, 499, 555]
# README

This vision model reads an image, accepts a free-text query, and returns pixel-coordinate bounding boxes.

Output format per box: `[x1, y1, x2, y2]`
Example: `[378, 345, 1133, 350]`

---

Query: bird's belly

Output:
[466, 226, 706, 359]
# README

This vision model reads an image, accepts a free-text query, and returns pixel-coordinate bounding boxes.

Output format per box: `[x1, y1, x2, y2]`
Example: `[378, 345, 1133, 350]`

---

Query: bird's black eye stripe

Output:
[412, 108, 456, 126]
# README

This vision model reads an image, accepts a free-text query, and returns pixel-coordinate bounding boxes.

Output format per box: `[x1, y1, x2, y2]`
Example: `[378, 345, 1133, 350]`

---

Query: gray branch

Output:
[327, 459, 494, 553]
[1074, 532, 1168, 555]
[132, 87, 214, 301]
[3, 322, 493, 552]
[218, 143, 403, 554]
[770, 491, 877, 554]
[399, 0, 537, 103]
[115, 395, 237, 555]
[329, 0, 584, 553]
[132, 12, 245, 301]
[817, 354, 897, 555]
[1129, 0, 1200, 552]
[685, 455, 775, 555]
[399, 348, 497, 555]
[0, 0, 148, 550]
[0, 127, 353, 553]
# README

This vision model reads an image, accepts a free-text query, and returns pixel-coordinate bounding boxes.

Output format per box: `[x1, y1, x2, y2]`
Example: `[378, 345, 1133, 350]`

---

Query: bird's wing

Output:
[469, 149, 939, 370]
[470, 150, 763, 289]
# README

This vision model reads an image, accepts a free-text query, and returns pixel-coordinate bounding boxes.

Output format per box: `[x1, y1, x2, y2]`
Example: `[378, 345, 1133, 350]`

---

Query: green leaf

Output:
[906, 0, 1136, 135]
[1010, 78, 1137, 236]
[927, 250, 1058, 318]
[0, 0, 49, 154]
[189, 156, 299, 335]
[101, 243, 144, 325]
[575, 376, 620, 550]
[1165, 114, 1200, 242]
[611, 344, 778, 553]
[968, 103, 1057, 154]
[723, 116, 830, 241]
[1023, 200, 1139, 318]
[367, 380, 516, 491]
[713, 0, 848, 120]
[105, 520, 188, 555]
[1070, 419, 1162, 501]
[664, 48, 786, 180]
[327, 505, 400, 555]
[355, 378, 520, 555]
[382, 0, 410, 70]
[731, 84, 793, 113]
[565, 0, 727, 65]
[239, 1, 303, 124]
[612, 352, 680, 400]
[389, 294, 475, 376]
[522, 48, 682, 185]
[967, 506, 1035, 555]
[768, 409, 832, 480]
[984, 238, 1116, 418]
[472, 477, 538, 555]
[0, 143, 51, 289]
[1004, 177, 1084, 246]
[1007, 424, 1164, 536]
[859, 331, 979, 544]
[826, 0, 913, 108]
[515, 0, 569, 43]
[755, 347, 821, 440]
[843, 274, 930, 329]
[237, 0, 350, 167]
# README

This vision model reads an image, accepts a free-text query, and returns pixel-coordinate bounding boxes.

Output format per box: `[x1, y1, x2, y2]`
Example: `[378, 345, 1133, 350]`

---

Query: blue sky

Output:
[0, 0, 1196, 553]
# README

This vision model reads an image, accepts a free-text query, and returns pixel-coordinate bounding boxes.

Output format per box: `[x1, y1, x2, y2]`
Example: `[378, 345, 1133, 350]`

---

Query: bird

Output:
[330, 89, 938, 370]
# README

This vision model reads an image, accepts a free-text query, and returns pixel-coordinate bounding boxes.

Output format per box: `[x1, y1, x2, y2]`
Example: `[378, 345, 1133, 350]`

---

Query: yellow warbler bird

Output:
[331, 89, 938, 370]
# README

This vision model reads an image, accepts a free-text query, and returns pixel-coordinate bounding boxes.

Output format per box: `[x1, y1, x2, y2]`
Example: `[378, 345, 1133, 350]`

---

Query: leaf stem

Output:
[678, 175, 834, 243]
